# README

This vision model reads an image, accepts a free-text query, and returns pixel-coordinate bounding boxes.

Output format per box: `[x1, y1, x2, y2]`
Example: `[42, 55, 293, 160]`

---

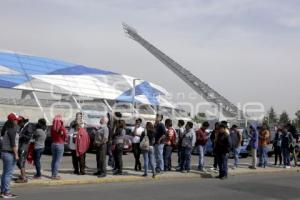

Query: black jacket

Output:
[215, 132, 231, 154]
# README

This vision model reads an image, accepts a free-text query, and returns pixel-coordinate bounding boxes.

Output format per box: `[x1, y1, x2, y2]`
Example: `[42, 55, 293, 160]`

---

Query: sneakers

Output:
[284, 166, 291, 169]
[33, 175, 42, 180]
[14, 178, 28, 184]
[1, 193, 19, 199]
[98, 174, 107, 178]
[51, 176, 62, 180]
[93, 172, 102, 176]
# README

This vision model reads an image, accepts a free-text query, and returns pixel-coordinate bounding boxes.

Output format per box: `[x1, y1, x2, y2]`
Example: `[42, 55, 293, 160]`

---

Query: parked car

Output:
[193, 129, 250, 158]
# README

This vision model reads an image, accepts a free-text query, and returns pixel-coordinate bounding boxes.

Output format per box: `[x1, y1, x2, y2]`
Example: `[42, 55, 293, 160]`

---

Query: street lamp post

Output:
[132, 78, 141, 117]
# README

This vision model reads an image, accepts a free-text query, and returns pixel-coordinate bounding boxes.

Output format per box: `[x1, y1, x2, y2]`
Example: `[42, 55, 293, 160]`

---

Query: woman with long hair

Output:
[51, 115, 67, 179]
[140, 122, 156, 178]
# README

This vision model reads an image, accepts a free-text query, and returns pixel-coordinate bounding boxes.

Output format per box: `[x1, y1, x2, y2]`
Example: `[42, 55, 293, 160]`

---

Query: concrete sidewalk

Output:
[5, 164, 300, 188]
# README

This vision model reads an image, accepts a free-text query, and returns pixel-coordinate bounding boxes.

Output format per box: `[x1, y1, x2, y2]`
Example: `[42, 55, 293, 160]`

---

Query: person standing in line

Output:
[107, 112, 114, 169]
[1, 113, 20, 198]
[210, 122, 220, 170]
[248, 124, 258, 169]
[51, 115, 67, 180]
[68, 122, 78, 174]
[273, 127, 283, 166]
[179, 121, 196, 173]
[132, 118, 144, 171]
[287, 124, 298, 167]
[69, 122, 90, 175]
[230, 125, 242, 169]
[258, 124, 270, 168]
[94, 116, 109, 177]
[176, 120, 185, 170]
[15, 117, 35, 183]
[162, 119, 176, 171]
[140, 122, 156, 178]
[281, 126, 293, 169]
[215, 124, 231, 180]
[195, 121, 209, 172]
[112, 120, 126, 175]
[154, 114, 166, 173]
[33, 118, 47, 179]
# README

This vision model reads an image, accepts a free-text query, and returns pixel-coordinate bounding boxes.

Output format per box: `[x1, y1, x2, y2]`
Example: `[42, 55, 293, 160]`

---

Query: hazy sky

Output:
[0, 0, 299, 118]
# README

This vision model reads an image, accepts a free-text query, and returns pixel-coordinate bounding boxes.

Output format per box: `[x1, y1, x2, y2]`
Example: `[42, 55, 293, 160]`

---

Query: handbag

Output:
[140, 130, 150, 151]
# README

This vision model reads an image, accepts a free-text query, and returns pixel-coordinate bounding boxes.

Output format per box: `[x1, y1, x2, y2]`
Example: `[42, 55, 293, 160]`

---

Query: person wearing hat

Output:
[1, 113, 20, 198]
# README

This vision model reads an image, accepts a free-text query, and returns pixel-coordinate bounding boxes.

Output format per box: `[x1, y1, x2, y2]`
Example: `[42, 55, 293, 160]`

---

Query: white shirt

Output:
[68, 128, 77, 150]
[132, 126, 144, 144]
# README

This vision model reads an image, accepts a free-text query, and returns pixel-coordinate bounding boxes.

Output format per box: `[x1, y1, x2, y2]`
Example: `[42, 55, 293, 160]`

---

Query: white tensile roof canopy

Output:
[0, 50, 175, 108]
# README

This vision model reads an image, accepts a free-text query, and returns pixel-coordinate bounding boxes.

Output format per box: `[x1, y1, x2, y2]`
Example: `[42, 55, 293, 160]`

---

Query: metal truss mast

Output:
[123, 23, 239, 118]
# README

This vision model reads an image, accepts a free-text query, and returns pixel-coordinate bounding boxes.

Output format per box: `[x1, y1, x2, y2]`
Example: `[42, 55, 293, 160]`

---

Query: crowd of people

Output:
[0, 112, 299, 199]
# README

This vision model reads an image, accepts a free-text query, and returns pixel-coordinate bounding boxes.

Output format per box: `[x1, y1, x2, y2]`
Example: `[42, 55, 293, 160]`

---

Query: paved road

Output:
[13, 172, 300, 200]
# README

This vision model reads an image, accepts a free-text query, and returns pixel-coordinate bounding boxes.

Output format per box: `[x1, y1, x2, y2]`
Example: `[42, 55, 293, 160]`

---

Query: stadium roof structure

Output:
[0, 50, 174, 108]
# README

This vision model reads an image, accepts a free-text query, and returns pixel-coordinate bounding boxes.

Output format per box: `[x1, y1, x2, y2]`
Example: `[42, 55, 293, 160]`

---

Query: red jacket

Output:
[76, 128, 90, 156]
[196, 128, 208, 146]
[51, 126, 67, 144]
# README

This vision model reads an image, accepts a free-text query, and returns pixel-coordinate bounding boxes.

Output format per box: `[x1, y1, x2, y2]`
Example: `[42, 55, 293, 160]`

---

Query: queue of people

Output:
[1, 111, 299, 198]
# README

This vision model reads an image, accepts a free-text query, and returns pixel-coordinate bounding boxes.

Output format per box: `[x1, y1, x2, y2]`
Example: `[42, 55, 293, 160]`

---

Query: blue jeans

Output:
[34, 148, 44, 177]
[107, 143, 114, 168]
[233, 147, 240, 167]
[197, 145, 205, 170]
[143, 147, 155, 176]
[154, 144, 164, 171]
[282, 147, 290, 166]
[51, 143, 64, 177]
[1, 152, 16, 194]
[180, 146, 192, 171]
[258, 146, 268, 167]
[163, 145, 173, 171]
[216, 153, 228, 178]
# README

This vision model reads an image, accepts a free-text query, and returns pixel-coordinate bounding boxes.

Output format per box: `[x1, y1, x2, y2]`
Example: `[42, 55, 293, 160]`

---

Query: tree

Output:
[262, 107, 278, 125]
[268, 107, 278, 125]
[295, 110, 300, 129]
[279, 111, 290, 125]
[193, 112, 206, 124]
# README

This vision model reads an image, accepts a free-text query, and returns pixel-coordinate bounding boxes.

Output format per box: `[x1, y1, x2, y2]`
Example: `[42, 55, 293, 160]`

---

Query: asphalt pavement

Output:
[13, 172, 300, 200]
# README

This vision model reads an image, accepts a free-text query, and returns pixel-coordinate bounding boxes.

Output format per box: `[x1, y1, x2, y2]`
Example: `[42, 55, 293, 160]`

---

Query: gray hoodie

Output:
[181, 128, 196, 148]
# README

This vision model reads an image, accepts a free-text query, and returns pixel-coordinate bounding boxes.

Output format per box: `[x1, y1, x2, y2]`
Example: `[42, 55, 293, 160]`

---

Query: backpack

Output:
[140, 130, 150, 151]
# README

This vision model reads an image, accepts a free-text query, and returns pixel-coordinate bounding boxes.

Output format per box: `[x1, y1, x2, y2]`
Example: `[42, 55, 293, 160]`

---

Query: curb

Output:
[11, 168, 299, 188]
[11, 172, 211, 188]
[230, 167, 300, 177]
